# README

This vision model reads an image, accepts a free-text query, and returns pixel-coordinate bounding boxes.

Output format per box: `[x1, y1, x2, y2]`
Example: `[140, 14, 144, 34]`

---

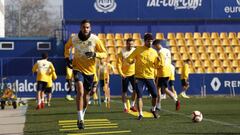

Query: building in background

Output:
[0, 0, 4, 37]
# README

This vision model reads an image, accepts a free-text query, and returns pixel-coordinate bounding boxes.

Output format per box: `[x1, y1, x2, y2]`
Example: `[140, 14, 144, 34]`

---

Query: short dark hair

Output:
[152, 39, 161, 46]
[126, 38, 134, 43]
[144, 33, 153, 41]
[185, 59, 190, 63]
[81, 19, 91, 26]
[41, 52, 48, 59]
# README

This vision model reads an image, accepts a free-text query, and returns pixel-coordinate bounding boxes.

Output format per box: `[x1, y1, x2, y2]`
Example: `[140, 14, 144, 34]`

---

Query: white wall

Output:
[0, 0, 5, 37]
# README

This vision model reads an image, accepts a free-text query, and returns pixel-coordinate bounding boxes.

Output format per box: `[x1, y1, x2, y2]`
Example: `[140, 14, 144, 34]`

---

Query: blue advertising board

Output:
[212, 0, 240, 19]
[2, 74, 239, 98]
[63, 0, 240, 21]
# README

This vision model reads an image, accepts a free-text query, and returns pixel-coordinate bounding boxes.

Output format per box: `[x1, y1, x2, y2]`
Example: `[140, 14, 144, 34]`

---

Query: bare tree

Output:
[5, 0, 60, 37]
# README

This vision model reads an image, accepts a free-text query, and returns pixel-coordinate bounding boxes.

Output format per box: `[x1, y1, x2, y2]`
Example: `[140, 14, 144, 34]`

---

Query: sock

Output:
[131, 101, 135, 107]
[173, 97, 178, 102]
[152, 106, 156, 111]
[38, 100, 41, 105]
[156, 103, 161, 109]
[78, 111, 83, 121]
[139, 111, 143, 116]
[83, 108, 87, 117]
[123, 102, 127, 109]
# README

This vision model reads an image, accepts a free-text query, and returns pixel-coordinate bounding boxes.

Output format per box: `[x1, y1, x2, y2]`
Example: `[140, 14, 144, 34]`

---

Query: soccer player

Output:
[117, 38, 137, 113]
[32, 52, 55, 110]
[65, 45, 75, 101]
[169, 63, 177, 98]
[179, 59, 191, 98]
[98, 58, 111, 104]
[126, 33, 160, 120]
[45, 70, 57, 106]
[152, 40, 180, 111]
[64, 19, 107, 129]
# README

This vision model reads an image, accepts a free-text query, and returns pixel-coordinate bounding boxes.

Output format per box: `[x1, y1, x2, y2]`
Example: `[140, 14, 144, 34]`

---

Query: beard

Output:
[78, 31, 91, 41]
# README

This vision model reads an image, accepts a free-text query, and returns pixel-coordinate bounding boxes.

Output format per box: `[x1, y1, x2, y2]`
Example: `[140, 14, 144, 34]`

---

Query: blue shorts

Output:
[157, 77, 169, 89]
[45, 87, 52, 94]
[73, 70, 94, 92]
[122, 75, 136, 93]
[37, 81, 47, 92]
[169, 80, 175, 87]
[135, 78, 157, 98]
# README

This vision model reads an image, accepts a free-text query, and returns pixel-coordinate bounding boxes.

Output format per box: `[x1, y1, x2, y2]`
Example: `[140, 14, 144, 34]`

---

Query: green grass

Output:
[24, 96, 240, 135]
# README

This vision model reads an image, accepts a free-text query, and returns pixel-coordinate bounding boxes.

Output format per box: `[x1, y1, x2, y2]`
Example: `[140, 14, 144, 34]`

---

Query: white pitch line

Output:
[111, 99, 240, 129]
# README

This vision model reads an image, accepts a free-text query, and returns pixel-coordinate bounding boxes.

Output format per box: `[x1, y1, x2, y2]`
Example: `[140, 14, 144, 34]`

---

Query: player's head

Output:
[144, 33, 153, 48]
[185, 59, 191, 64]
[152, 39, 162, 51]
[80, 19, 91, 36]
[41, 52, 48, 59]
[126, 38, 134, 50]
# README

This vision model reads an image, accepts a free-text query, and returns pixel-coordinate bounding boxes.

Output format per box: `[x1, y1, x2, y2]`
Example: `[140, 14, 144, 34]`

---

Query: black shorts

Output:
[37, 81, 47, 92]
[73, 70, 94, 92]
[181, 79, 189, 87]
[92, 81, 98, 88]
[45, 87, 52, 94]
[169, 80, 174, 87]
[157, 77, 169, 88]
[122, 75, 136, 93]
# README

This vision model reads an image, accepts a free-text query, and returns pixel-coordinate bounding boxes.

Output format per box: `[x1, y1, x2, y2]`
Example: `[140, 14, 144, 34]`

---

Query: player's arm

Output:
[117, 53, 125, 77]
[183, 64, 189, 79]
[64, 37, 74, 68]
[49, 63, 55, 75]
[95, 39, 107, 59]
[154, 52, 164, 68]
[52, 71, 57, 80]
[32, 63, 38, 73]
[126, 48, 138, 64]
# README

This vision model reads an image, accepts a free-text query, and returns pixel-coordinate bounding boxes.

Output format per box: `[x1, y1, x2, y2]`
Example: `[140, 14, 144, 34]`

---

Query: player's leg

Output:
[73, 71, 85, 129]
[83, 74, 94, 116]
[47, 88, 52, 106]
[179, 79, 190, 98]
[104, 82, 111, 108]
[161, 77, 180, 110]
[156, 77, 161, 111]
[146, 79, 159, 119]
[135, 78, 144, 120]
[66, 79, 74, 101]
[36, 81, 42, 109]
[121, 77, 128, 112]
[169, 80, 177, 98]
[129, 76, 137, 112]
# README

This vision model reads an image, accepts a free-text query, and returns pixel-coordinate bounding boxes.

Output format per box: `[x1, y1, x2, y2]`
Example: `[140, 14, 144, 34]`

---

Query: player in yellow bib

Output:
[117, 38, 137, 113]
[32, 52, 55, 110]
[64, 19, 107, 129]
[179, 59, 191, 98]
[152, 40, 180, 111]
[126, 34, 161, 120]
[45, 70, 57, 106]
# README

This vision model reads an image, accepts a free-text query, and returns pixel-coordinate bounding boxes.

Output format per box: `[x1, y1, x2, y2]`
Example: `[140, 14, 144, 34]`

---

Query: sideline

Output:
[0, 103, 27, 135]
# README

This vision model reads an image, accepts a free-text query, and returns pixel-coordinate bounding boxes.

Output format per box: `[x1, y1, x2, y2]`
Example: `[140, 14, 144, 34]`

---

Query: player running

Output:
[117, 38, 137, 113]
[32, 52, 55, 110]
[152, 40, 180, 111]
[179, 59, 191, 98]
[45, 69, 57, 106]
[64, 19, 107, 129]
[126, 33, 161, 120]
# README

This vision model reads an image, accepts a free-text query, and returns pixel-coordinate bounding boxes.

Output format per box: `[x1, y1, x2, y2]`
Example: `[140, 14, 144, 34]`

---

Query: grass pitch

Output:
[24, 96, 240, 135]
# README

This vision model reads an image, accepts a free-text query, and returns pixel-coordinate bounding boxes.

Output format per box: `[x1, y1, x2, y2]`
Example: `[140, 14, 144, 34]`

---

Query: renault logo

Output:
[210, 77, 221, 91]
